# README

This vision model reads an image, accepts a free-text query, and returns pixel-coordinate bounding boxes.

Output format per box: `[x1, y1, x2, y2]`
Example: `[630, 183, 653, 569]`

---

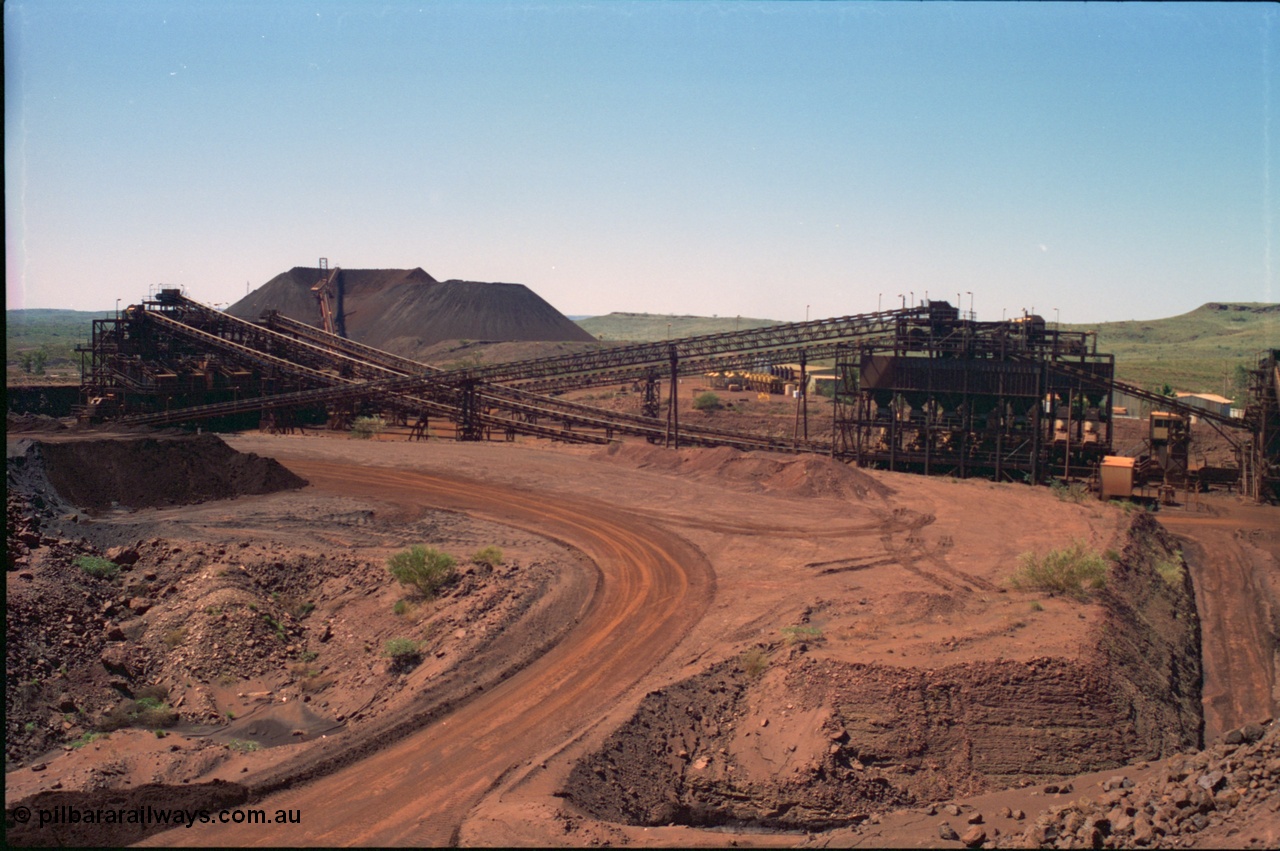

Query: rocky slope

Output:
[564, 512, 1202, 830]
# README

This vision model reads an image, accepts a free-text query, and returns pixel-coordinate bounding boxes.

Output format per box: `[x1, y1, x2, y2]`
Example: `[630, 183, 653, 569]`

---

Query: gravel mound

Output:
[595, 442, 893, 501]
[225, 266, 595, 355]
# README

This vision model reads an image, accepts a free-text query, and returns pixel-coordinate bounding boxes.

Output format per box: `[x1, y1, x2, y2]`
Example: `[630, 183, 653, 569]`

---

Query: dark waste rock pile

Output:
[11, 434, 307, 512]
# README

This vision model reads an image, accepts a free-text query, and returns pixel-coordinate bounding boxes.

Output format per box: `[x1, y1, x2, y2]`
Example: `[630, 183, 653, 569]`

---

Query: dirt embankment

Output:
[563, 511, 1201, 831]
[10, 434, 306, 513]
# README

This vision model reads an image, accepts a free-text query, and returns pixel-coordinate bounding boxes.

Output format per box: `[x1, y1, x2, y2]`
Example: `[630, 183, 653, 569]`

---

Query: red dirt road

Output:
[1160, 500, 1280, 741]
[145, 457, 715, 846]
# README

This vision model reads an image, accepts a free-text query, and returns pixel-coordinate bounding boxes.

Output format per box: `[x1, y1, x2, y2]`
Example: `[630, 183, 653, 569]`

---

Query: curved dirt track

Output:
[147, 457, 715, 846]
[1160, 502, 1280, 740]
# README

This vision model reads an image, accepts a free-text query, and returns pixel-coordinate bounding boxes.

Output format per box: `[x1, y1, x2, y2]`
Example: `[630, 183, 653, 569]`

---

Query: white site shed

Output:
[1174, 392, 1234, 418]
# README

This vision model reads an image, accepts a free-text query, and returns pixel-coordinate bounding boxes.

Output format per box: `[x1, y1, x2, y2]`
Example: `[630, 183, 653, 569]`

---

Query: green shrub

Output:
[741, 647, 770, 679]
[1050, 480, 1090, 504]
[261, 613, 287, 641]
[384, 637, 420, 658]
[227, 739, 260, 753]
[393, 599, 409, 616]
[1009, 541, 1109, 600]
[75, 556, 119, 579]
[350, 416, 386, 439]
[98, 698, 177, 732]
[384, 637, 422, 672]
[471, 546, 504, 568]
[387, 545, 456, 598]
[70, 732, 106, 749]
[693, 392, 723, 412]
[1153, 553, 1186, 587]
[780, 625, 824, 645]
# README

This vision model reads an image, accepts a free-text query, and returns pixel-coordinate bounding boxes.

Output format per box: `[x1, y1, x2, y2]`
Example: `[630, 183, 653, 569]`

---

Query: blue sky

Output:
[5, 1, 1277, 325]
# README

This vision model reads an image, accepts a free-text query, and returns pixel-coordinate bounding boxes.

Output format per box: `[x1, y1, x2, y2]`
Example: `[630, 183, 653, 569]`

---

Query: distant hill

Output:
[576, 312, 783, 341]
[1064, 302, 1279, 396]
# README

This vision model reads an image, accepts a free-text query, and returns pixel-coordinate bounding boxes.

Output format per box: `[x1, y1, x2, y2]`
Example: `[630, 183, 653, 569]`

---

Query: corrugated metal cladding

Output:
[858, 355, 1113, 397]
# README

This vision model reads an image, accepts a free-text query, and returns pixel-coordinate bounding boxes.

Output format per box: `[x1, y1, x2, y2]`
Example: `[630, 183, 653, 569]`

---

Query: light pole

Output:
[878, 293, 882, 312]
[966, 291, 973, 320]
[805, 304, 810, 322]
[1054, 308, 1060, 329]
[899, 294, 905, 309]
[115, 298, 121, 319]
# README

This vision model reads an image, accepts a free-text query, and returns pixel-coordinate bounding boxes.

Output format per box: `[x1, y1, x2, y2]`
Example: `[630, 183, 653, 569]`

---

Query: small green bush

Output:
[384, 637, 422, 672]
[1050, 480, 1090, 504]
[780, 625, 824, 645]
[741, 647, 770, 679]
[98, 698, 177, 732]
[387, 545, 456, 598]
[70, 732, 106, 749]
[1153, 553, 1186, 587]
[471, 546, 504, 568]
[384, 637, 420, 658]
[350, 415, 386, 439]
[393, 599, 409, 616]
[75, 556, 119, 579]
[1009, 541, 1109, 600]
[693, 391, 723, 412]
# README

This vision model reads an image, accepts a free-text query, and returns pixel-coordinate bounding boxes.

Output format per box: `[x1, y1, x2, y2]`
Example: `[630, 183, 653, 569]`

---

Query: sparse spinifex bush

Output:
[693, 391, 723, 412]
[741, 646, 770, 679]
[97, 696, 178, 732]
[471, 545, 504, 568]
[350, 415, 386, 439]
[387, 545, 456, 598]
[1153, 551, 1186, 587]
[384, 637, 422, 672]
[75, 555, 119, 579]
[1050, 480, 1090, 504]
[1009, 540, 1109, 600]
[780, 624, 824, 645]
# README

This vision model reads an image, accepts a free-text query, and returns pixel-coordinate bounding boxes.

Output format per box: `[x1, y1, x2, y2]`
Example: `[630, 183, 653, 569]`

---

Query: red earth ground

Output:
[5, 424, 1278, 849]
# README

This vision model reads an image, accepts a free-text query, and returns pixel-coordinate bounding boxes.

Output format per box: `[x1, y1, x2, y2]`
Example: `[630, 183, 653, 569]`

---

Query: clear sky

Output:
[5, 1, 1277, 325]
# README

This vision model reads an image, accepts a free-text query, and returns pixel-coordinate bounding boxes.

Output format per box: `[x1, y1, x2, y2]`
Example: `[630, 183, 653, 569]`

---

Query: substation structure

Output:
[77, 289, 1275, 499]
[831, 304, 1114, 482]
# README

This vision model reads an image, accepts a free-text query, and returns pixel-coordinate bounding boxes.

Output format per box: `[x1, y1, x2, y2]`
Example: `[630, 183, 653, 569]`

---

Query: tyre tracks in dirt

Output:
[148, 456, 715, 847]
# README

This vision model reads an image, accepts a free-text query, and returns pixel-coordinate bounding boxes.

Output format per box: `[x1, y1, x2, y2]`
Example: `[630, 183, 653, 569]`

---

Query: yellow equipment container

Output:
[1099, 456, 1136, 499]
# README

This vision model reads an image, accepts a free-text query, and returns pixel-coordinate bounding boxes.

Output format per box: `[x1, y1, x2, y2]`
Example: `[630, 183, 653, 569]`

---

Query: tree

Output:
[1233, 363, 1251, 396]
[18, 350, 47, 375]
